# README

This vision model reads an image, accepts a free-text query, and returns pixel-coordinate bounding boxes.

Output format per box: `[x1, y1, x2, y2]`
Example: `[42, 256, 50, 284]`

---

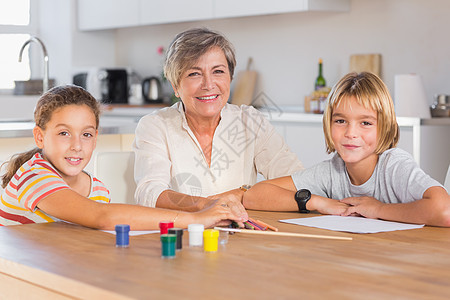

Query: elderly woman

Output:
[133, 28, 303, 220]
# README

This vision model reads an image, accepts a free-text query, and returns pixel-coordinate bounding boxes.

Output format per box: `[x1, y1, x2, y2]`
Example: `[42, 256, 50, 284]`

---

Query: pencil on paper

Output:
[214, 227, 352, 241]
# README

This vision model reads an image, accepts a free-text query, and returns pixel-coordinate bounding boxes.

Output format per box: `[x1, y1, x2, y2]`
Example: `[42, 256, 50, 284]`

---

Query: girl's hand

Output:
[207, 188, 248, 225]
[340, 197, 383, 219]
[309, 195, 351, 215]
[192, 202, 246, 228]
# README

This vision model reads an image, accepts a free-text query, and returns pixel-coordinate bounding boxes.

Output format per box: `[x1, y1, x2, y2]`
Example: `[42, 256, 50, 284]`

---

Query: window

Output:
[0, 0, 37, 92]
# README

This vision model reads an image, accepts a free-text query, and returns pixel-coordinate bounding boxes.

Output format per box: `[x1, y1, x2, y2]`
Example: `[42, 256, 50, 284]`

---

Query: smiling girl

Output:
[243, 72, 450, 227]
[0, 85, 243, 229]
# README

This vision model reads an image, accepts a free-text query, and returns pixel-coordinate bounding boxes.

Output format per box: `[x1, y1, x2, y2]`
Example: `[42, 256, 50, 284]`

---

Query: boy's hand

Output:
[309, 195, 351, 215]
[340, 197, 383, 219]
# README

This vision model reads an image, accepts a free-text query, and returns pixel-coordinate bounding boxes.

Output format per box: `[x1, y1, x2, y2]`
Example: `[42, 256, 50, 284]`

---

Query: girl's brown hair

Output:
[1, 85, 100, 188]
[323, 72, 399, 155]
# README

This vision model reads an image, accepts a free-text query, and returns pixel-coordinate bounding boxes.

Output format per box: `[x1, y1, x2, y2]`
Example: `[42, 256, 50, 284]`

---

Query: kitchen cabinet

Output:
[274, 122, 333, 169]
[77, 0, 350, 31]
[139, 0, 213, 26]
[78, 0, 140, 31]
[214, 0, 350, 19]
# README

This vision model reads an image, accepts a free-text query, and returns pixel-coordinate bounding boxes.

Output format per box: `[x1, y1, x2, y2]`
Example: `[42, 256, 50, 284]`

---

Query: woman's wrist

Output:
[176, 212, 195, 228]
[239, 185, 251, 204]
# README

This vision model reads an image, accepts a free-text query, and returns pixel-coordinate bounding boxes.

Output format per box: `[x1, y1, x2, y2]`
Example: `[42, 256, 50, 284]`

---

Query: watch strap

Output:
[294, 189, 311, 213]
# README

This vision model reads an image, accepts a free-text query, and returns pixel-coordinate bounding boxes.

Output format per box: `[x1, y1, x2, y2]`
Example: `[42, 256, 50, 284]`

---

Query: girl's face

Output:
[34, 104, 98, 183]
[174, 46, 231, 124]
[331, 96, 378, 169]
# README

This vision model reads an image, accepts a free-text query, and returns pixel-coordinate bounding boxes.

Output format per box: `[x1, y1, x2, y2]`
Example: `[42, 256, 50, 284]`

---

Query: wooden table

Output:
[1, 211, 450, 299]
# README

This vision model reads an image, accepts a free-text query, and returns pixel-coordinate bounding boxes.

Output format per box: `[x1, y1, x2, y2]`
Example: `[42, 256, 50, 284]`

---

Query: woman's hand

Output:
[207, 188, 249, 225]
[340, 197, 384, 219]
[192, 202, 246, 228]
[309, 194, 351, 215]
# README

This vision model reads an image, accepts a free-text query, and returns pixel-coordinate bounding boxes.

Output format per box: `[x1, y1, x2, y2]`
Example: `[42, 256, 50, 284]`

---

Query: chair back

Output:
[94, 151, 136, 204]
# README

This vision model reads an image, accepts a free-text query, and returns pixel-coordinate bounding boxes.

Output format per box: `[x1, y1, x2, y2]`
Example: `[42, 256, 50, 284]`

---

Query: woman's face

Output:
[174, 46, 231, 123]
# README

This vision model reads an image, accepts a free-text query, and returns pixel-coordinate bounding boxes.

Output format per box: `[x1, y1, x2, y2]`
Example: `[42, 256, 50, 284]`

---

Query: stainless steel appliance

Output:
[142, 76, 163, 103]
[430, 94, 450, 117]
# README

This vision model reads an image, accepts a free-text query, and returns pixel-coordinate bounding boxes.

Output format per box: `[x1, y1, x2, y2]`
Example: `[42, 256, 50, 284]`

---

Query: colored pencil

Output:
[246, 219, 265, 230]
[256, 219, 279, 232]
[247, 218, 267, 230]
[214, 227, 352, 241]
[244, 221, 255, 230]
[248, 217, 278, 232]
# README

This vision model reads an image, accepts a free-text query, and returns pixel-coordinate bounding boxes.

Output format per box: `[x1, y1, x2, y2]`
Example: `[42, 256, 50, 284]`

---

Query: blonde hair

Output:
[323, 72, 399, 154]
[164, 27, 236, 89]
[1, 85, 100, 188]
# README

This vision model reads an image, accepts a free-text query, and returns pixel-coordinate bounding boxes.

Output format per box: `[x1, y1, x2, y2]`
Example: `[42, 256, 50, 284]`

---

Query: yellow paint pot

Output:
[203, 229, 219, 252]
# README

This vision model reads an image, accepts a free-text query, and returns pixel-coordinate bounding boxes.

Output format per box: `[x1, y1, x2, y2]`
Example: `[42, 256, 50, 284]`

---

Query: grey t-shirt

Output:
[291, 148, 443, 203]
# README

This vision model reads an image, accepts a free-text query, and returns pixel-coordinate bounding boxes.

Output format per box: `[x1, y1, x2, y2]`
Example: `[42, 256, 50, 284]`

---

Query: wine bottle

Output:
[314, 58, 326, 91]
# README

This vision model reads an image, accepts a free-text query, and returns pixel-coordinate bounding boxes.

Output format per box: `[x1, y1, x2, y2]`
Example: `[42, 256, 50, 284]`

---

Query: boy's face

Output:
[33, 104, 98, 184]
[331, 96, 378, 170]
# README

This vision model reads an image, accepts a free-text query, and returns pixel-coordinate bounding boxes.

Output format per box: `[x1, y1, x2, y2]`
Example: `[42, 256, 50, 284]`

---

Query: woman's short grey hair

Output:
[164, 27, 236, 88]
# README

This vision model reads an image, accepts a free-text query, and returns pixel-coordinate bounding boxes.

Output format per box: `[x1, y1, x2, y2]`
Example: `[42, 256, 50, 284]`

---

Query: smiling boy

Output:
[243, 72, 450, 227]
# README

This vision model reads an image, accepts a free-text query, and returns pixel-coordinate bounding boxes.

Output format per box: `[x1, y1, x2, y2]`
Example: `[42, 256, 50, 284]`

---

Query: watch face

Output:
[296, 189, 311, 200]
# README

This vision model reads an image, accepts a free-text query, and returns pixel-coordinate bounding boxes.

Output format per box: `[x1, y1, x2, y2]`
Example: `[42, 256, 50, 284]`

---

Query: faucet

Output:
[18, 36, 49, 93]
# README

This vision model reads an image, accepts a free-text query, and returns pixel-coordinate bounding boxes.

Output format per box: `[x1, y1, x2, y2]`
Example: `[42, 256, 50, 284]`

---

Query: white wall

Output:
[115, 0, 450, 109]
[37, 0, 72, 85]
[38, 0, 116, 86]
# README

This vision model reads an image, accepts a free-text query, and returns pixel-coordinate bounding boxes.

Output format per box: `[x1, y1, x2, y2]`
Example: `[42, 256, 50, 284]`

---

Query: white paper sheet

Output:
[280, 215, 424, 234]
[102, 230, 159, 236]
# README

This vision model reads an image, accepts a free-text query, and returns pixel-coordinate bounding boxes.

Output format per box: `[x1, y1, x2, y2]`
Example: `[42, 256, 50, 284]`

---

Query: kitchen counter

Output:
[102, 104, 450, 126]
[2, 104, 449, 139]
[1, 100, 448, 139]
[421, 117, 450, 126]
[0, 118, 139, 138]
[0, 103, 165, 138]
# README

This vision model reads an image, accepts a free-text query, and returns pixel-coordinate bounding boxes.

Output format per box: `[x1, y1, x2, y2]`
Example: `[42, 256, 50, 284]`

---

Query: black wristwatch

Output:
[294, 189, 311, 213]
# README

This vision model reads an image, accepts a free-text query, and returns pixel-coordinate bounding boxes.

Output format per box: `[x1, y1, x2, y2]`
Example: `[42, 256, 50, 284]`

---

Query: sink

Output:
[13, 79, 56, 95]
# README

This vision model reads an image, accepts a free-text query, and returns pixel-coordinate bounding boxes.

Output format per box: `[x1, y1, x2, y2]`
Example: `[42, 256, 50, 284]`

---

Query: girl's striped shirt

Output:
[0, 153, 110, 226]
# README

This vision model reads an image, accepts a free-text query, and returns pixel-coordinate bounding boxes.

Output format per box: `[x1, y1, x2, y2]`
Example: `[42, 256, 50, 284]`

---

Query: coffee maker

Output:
[73, 68, 128, 104]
